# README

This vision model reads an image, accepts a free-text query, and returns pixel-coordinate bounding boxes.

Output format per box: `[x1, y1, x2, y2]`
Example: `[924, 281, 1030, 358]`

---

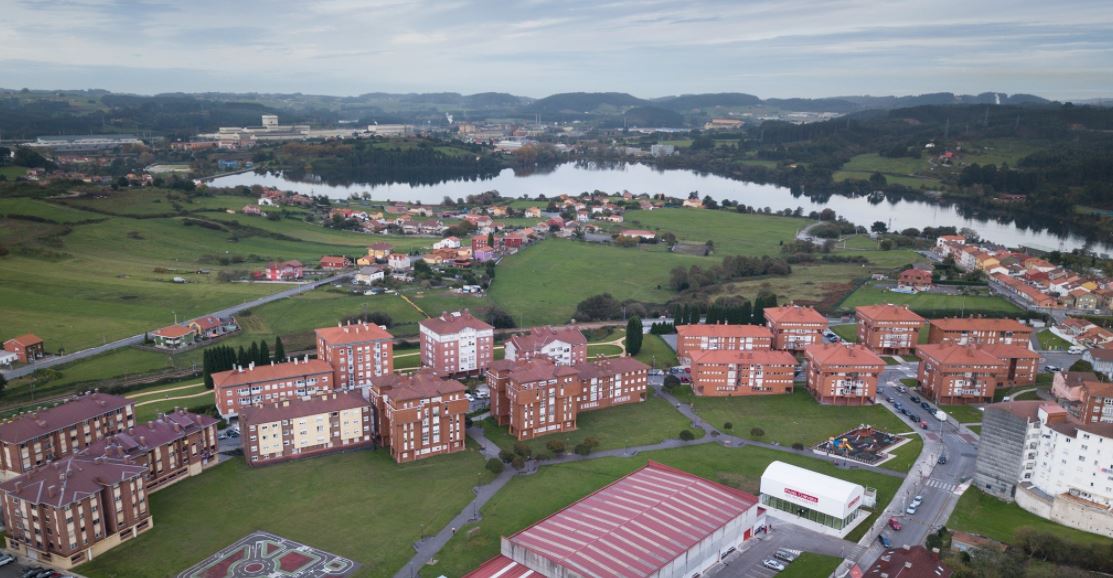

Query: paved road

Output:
[0, 274, 350, 381]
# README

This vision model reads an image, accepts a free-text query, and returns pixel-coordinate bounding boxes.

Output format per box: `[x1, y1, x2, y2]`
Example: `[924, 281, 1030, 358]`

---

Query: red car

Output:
[888, 517, 903, 531]
[920, 421, 929, 429]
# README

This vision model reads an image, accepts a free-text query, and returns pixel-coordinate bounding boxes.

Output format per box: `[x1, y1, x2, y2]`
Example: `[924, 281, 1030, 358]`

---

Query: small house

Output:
[152, 325, 196, 349]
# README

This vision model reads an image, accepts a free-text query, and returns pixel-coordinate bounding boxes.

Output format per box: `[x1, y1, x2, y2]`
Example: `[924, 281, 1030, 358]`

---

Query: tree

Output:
[1069, 359, 1094, 372]
[722, 421, 733, 430]
[248, 341, 261, 365]
[678, 429, 695, 441]
[0, 372, 8, 396]
[625, 317, 643, 356]
[749, 427, 765, 438]
[485, 457, 504, 474]
[545, 440, 566, 455]
[869, 172, 888, 187]
[487, 231, 495, 248]
[663, 375, 680, 390]
[871, 221, 888, 234]
[274, 336, 285, 362]
[574, 293, 622, 321]
[237, 345, 250, 367]
[259, 340, 270, 364]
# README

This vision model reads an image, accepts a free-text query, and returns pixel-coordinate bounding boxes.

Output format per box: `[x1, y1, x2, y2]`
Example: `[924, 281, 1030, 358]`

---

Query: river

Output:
[208, 163, 1110, 255]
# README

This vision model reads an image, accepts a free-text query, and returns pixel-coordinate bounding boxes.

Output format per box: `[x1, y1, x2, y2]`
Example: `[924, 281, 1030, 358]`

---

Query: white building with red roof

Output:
[464, 461, 766, 578]
[504, 326, 587, 366]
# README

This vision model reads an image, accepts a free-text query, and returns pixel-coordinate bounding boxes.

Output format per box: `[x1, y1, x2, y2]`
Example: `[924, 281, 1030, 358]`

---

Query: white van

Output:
[1068, 345, 1085, 354]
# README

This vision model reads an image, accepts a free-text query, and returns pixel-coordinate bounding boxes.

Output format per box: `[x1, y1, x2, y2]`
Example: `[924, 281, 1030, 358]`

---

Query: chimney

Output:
[249, 362, 255, 371]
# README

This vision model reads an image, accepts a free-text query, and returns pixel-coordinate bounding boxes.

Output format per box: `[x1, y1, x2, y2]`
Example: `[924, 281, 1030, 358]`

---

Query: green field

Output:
[678, 388, 913, 448]
[488, 239, 709, 325]
[837, 284, 1022, 314]
[0, 166, 29, 179]
[423, 444, 901, 578]
[1035, 329, 1072, 351]
[79, 450, 494, 578]
[623, 208, 803, 257]
[477, 389, 700, 455]
[634, 333, 678, 369]
[883, 436, 923, 472]
[941, 404, 986, 424]
[947, 488, 1111, 546]
[830, 324, 858, 342]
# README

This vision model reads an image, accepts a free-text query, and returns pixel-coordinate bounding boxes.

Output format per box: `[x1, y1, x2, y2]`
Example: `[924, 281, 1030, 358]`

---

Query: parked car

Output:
[897, 385, 908, 394]
[0, 553, 15, 567]
[1068, 345, 1085, 354]
[920, 421, 929, 429]
[774, 549, 798, 563]
[938, 455, 948, 465]
[762, 559, 786, 572]
[905, 504, 918, 515]
[910, 395, 921, 403]
[920, 401, 932, 411]
[888, 517, 903, 531]
[878, 534, 892, 548]
[885, 396, 895, 403]
[911, 495, 924, 507]
[1044, 365, 1061, 372]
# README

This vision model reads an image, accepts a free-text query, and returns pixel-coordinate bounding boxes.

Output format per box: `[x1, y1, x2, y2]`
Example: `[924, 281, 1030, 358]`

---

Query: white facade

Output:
[760, 461, 865, 520]
[1029, 407, 1113, 509]
[505, 339, 575, 366]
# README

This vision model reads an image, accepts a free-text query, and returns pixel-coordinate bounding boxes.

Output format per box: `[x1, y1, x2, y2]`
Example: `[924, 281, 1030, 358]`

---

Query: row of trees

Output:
[202, 337, 286, 389]
[669, 255, 791, 292]
[669, 292, 779, 327]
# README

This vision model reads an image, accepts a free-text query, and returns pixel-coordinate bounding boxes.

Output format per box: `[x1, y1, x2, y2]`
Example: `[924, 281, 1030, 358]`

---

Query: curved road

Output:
[0, 273, 350, 381]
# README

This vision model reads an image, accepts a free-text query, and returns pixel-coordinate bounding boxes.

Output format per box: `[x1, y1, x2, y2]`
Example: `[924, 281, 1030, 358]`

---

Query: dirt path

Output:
[133, 390, 213, 407]
[127, 382, 204, 399]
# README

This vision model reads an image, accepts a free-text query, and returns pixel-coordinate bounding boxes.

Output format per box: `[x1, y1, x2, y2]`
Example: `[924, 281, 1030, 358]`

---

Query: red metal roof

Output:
[506, 461, 758, 578]
[463, 556, 535, 578]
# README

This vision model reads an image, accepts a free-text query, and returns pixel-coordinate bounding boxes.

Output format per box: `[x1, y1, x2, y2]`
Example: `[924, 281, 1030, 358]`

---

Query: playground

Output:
[177, 531, 358, 578]
[813, 425, 908, 466]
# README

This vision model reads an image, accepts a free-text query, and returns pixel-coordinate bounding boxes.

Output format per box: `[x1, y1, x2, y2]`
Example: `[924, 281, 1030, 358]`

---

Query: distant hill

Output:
[524, 92, 650, 116]
[654, 92, 762, 111]
[597, 106, 685, 128]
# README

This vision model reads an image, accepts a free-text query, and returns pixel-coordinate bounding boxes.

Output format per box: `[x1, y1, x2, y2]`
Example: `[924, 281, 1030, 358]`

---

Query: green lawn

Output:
[80, 450, 494, 578]
[477, 389, 700, 455]
[838, 284, 1022, 315]
[586, 343, 623, 357]
[778, 553, 843, 578]
[634, 334, 678, 369]
[0, 197, 106, 222]
[423, 443, 901, 577]
[0, 166, 29, 179]
[489, 239, 711, 326]
[967, 425, 981, 435]
[883, 436, 923, 472]
[831, 324, 858, 342]
[682, 388, 912, 447]
[1036, 329, 1072, 351]
[710, 263, 875, 309]
[942, 404, 986, 424]
[623, 208, 804, 257]
[947, 488, 1111, 546]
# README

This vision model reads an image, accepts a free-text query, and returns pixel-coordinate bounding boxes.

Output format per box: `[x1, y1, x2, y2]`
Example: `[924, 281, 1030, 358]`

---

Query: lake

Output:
[209, 163, 1110, 255]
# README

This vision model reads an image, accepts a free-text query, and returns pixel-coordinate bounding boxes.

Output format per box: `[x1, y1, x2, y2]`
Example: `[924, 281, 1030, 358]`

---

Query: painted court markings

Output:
[177, 531, 358, 578]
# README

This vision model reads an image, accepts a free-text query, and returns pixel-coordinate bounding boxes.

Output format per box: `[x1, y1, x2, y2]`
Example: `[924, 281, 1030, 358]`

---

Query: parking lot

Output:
[707, 521, 859, 578]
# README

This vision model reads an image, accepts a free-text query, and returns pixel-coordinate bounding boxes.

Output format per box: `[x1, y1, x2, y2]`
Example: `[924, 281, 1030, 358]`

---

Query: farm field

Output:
[422, 443, 902, 577]
[79, 450, 494, 578]
[837, 284, 1023, 314]
[622, 208, 804, 257]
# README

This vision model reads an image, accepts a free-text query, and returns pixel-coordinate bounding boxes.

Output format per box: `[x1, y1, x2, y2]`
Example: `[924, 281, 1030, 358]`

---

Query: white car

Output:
[911, 495, 923, 507]
[762, 559, 785, 572]
[0, 553, 14, 567]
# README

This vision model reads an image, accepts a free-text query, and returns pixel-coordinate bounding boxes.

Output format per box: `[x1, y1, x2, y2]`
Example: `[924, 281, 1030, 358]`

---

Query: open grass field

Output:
[489, 239, 710, 325]
[0, 197, 107, 222]
[710, 263, 873, 309]
[634, 333, 679, 369]
[79, 450, 494, 578]
[477, 389, 700, 455]
[942, 404, 986, 424]
[678, 388, 912, 448]
[778, 553, 843, 578]
[947, 488, 1111, 546]
[422, 443, 902, 578]
[837, 284, 1023, 314]
[0, 166, 29, 179]
[1036, 329, 1072, 351]
[622, 208, 804, 257]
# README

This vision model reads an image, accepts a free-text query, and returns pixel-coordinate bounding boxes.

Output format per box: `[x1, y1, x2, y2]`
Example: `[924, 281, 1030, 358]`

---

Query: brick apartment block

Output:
[211, 358, 334, 418]
[240, 392, 373, 466]
[855, 304, 926, 356]
[316, 321, 395, 389]
[504, 326, 588, 366]
[916, 344, 1005, 404]
[0, 393, 135, 480]
[84, 409, 219, 492]
[420, 311, 494, 376]
[675, 324, 773, 363]
[369, 369, 468, 463]
[927, 317, 1033, 346]
[688, 349, 798, 397]
[804, 343, 885, 405]
[978, 343, 1040, 387]
[1076, 380, 1113, 425]
[765, 306, 828, 351]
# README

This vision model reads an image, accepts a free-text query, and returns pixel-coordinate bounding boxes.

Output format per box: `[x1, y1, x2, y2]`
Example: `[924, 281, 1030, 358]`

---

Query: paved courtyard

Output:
[177, 531, 358, 578]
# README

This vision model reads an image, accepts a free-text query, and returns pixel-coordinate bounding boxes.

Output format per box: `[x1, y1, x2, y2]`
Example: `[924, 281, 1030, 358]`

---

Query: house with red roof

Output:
[3, 334, 44, 364]
[265, 260, 303, 281]
[188, 315, 235, 339]
[151, 325, 196, 349]
[319, 255, 350, 270]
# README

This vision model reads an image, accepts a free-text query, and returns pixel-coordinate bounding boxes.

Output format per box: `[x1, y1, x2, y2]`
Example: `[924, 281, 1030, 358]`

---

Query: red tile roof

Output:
[929, 317, 1030, 332]
[239, 391, 366, 426]
[212, 359, 333, 388]
[506, 462, 758, 578]
[315, 322, 393, 344]
[0, 393, 132, 444]
[689, 349, 797, 366]
[977, 343, 1040, 360]
[916, 344, 1004, 366]
[153, 325, 194, 339]
[420, 310, 493, 335]
[85, 409, 217, 460]
[4, 334, 43, 347]
[676, 324, 773, 339]
[764, 305, 826, 324]
[866, 546, 952, 578]
[805, 343, 886, 367]
[855, 304, 926, 322]
[573, 356, 651, 379]
[508, 326, 587, 353]
[0, 455, 147, 507]
[190, 315, 223, 331]
[372, 369, 466, 402]
[319, 256, 348, 267]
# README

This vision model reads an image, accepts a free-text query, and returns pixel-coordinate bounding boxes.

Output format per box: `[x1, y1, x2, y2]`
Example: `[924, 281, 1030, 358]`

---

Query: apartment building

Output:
[211, 358, 334, 418]
[1077, 380, 1113, 425]
[765, 306, 828, 351]
[0, 393, 135, 480]
[0, 455, 150, 570]
[979, 343, 1040, 387]
[675, 324, 773, 363]
[368, 369, 468, 463]
[487, 357, 649, 440]
[504, 326, 587, 366]
[83, 409, 218, 492]
[855, 304, 926, 356]
[316, 322, 395, 389]
[916, 345, 1005, 405]
[927, 317, 1033, 346]
[688, 349, 797, 397]
[239, 392, 373, 466]
[975, 401, 1113, 538]
[804, 344, 885, 405]
[419, 311, 494, 376]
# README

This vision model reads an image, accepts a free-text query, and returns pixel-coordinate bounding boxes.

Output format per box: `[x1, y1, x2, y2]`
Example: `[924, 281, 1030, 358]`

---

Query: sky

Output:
[2, 0, 1113, 100]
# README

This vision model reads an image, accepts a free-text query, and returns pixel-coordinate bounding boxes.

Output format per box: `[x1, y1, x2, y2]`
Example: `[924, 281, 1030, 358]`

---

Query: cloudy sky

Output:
[3, 0, 1112, 99]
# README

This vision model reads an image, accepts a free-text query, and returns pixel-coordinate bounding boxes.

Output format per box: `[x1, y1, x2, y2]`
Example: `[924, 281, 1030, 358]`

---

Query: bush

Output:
[511, 456, 526, 470]
[792, 442, 805, 451]
[573, 443, 593, 456]
[663, 375, 681, 390]
[533, 451, 551, 461]
[512, 442, 532, 458]
[485, 458, 505, 474]
[723, 421, 733, 430]
[678, 429, 695, 441]
[545, 440, 566, 455]
[498, 450, 514, 463]
[750, 427, 765, 438]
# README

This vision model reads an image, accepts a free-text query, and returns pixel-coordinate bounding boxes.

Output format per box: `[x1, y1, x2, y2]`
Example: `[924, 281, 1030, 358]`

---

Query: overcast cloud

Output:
[2, 0, 1111, 99]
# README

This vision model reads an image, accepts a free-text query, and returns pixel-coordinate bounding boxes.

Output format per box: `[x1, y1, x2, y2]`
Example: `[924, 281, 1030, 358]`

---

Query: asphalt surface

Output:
[0, 274, 350, 381]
